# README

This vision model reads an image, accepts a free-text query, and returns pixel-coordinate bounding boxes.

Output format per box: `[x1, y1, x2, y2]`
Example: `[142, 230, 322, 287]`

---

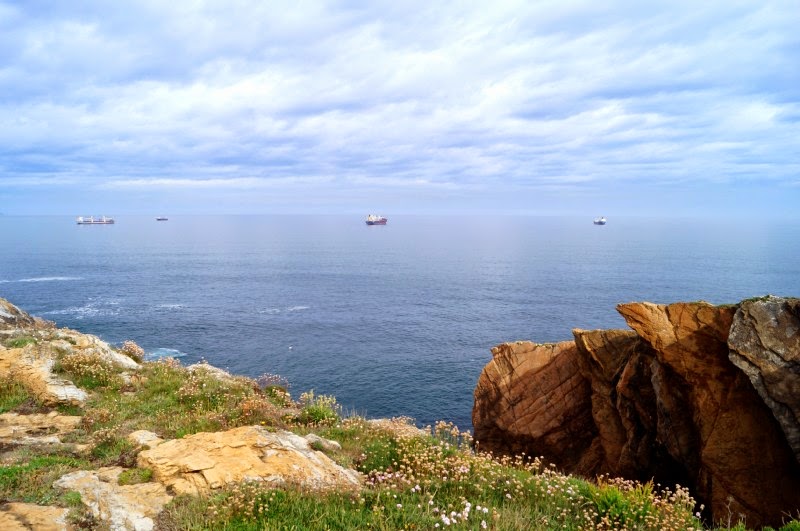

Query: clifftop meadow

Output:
[0, 296, 798, 530]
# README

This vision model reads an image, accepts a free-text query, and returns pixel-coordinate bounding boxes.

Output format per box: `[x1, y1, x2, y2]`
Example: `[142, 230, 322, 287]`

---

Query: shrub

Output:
[296, 390, 340, 426]
[58, 351, 121, 389]
[120, 340, 145, 362]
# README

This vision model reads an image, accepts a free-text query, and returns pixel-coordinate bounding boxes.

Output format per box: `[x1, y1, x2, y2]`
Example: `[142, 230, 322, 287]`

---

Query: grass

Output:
[0, 376, 31, 413]
[1, 344, 799, 530]
[3, 335, 37, 348]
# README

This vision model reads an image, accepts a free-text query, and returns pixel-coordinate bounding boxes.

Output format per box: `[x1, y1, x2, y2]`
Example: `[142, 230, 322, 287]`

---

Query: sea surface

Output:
[1, 215, 798, 430]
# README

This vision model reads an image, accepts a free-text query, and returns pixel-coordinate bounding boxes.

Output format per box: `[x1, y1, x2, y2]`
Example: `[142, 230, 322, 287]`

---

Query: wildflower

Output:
[481, 521, 487, 529]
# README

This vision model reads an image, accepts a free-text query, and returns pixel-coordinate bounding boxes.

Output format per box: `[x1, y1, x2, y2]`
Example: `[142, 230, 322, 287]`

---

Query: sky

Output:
[0, 1, 798, 216]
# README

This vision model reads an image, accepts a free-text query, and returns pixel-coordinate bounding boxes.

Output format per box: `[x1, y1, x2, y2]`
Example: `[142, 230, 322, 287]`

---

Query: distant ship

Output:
[593, 216, 607, 225]
[156, 216, 168, 221]
[76, 216, 115, 225]
[365, 214, 387, 225]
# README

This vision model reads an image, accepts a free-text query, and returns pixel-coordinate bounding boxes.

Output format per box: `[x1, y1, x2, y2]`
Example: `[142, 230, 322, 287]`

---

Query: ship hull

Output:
[365, 220, 387, 225]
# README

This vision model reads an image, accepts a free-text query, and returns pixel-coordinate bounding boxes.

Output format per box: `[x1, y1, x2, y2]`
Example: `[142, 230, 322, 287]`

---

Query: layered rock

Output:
[54, 467, 172, 531]
[473, 299, 800, 528]
[472, 340, 596, 471]
[0, 299, 139, 406]
[728, 296, 800, 462]
[137, 425, 361, 495]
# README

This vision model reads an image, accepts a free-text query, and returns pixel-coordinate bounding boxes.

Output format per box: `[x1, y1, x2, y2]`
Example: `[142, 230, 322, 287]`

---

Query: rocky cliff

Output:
[473, 297, 800, 528]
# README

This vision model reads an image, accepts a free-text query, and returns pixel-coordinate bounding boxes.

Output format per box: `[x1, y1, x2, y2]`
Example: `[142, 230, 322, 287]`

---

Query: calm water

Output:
[1, 215, 798, 429]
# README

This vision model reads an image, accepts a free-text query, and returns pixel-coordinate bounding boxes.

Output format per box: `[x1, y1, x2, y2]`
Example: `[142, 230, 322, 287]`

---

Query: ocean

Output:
[1, 215, 798, 430]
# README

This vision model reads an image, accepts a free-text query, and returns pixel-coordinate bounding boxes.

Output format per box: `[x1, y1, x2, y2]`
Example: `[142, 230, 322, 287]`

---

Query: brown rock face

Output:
[473, 300, 800, 528]
[472, 340, 596, 472]
[728, 296, 800, 462]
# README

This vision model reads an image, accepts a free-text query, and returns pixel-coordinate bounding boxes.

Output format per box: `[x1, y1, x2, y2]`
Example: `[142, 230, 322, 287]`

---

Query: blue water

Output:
[1, 215, 798, 430]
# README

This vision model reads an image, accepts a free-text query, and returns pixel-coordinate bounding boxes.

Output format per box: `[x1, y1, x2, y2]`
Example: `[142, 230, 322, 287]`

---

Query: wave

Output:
[156, 304, 185, 310]
[258, 305, 311, 314]
[41, 299, 121, 319]
[1, 276, 82, 283]
[145, 347, 188, 360]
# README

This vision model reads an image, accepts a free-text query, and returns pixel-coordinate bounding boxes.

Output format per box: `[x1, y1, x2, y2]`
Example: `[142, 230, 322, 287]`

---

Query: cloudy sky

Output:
[0, 1, 798, 216]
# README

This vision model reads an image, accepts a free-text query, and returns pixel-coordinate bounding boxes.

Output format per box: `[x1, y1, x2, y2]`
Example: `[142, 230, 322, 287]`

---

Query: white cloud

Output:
[0, 0, 797, 214]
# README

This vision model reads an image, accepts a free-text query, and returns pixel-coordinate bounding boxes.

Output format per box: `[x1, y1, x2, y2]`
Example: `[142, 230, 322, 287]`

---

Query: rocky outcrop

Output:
[54, 467, 172, 531]
[0, 299, 38, 330]
[473, 299, 800, 528]
[0, 503, 69, 531]
[137, 425, 361, 496]
[728, 297, 800, 462]
[0, 299, 139, 406]
[472, 340, 596, 471]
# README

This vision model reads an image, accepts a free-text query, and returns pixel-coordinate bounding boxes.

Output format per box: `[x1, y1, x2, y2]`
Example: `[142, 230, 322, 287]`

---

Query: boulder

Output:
[54, 467, 172, 531]
[728, 296, 800, 462]
[137, 426, 361, 496]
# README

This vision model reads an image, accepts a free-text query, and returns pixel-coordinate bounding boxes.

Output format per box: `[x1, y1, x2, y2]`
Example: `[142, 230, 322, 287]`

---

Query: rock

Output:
[137, 426, 361, 496]
[0, 411, 81, 447]
[472, 340, 597, 472]
[305, 433, 342, 451]
[55, 467, 172, 531]
[618, 301, 800, 527]
[728, 296, 800, 462]
[473, 300, 800, 528]
[0, 502, 69, 531]
[0, 345, 88, 406]
[127, 430, 165, 449]
[0, 299, 37, 330]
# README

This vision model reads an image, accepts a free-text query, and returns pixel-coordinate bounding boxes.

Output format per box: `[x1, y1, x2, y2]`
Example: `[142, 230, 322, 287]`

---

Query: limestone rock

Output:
[137, 426, 361, 496]
[0, 344, 88, 405]
[127, 430, 165, 449]
[0, 502, 69, 531]
[0, 411, 81, 447]
[305, 433, 342, 452]
[472, 340, 596, 472]
[728, 296, 800, 462]
[54, 466, 172, 531]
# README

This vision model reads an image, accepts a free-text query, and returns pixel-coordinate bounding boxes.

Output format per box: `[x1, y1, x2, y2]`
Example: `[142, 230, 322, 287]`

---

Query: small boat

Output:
[365, 214, 387, 225]
[156, 216, 168, 221]
[76, 216, 115, 225]
[593, 216, 607, 225]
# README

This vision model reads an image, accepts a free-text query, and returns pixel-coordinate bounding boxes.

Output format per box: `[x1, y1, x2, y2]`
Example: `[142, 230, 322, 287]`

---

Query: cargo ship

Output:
[76, 216, 115, 225]
[365, 214, 387, 225]
[593, 216, 607, 225]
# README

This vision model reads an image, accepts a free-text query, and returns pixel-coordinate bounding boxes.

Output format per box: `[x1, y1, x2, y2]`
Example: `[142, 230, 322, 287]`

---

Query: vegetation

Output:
[3, 335, 37, 348]
[1, 340, 798, 530]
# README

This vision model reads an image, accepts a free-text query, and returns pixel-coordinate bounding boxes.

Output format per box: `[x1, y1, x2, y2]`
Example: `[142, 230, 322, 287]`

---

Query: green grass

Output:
[0, 376, 32, 413]
[4, 336, 37, 348]
[0, 454, 92, 505]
